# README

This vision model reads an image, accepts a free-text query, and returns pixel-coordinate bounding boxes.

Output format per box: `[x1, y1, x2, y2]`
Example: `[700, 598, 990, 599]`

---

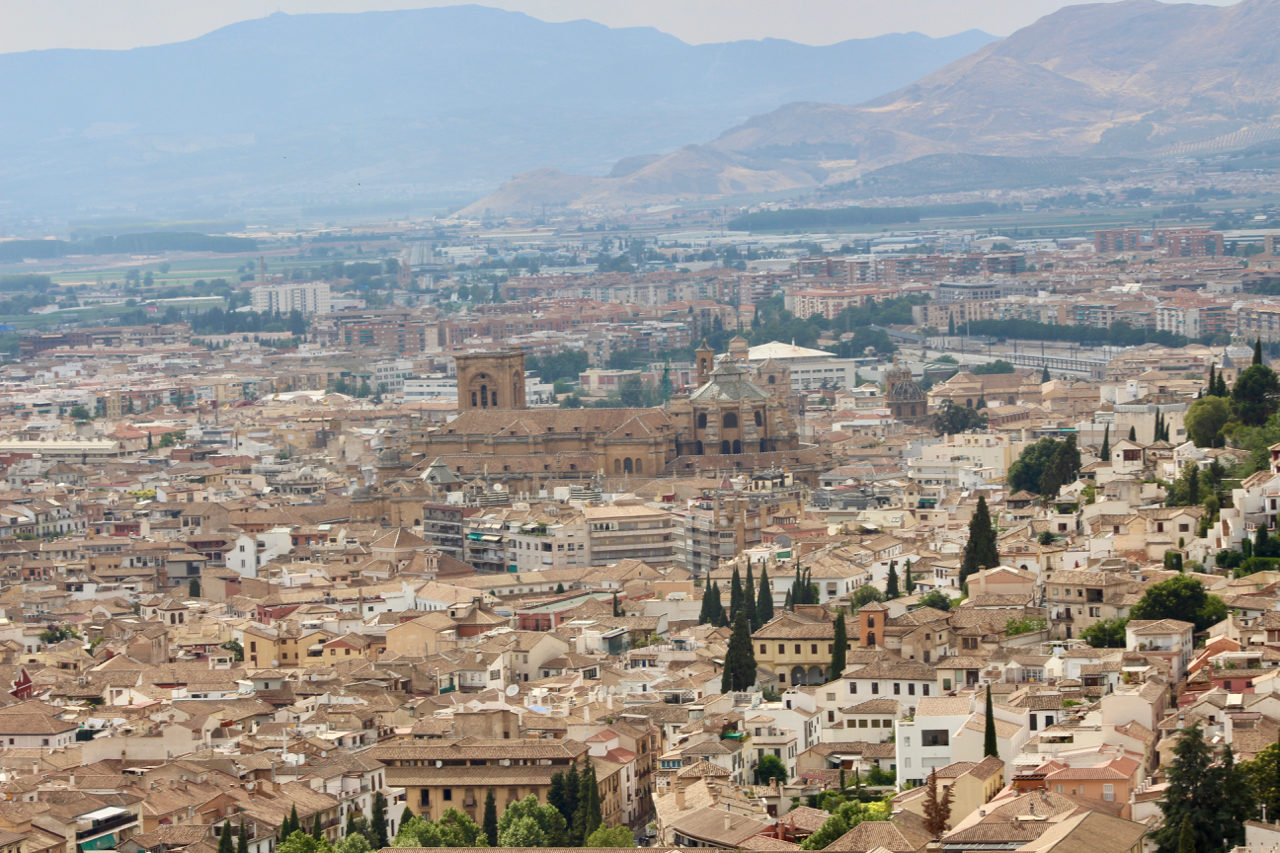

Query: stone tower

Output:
[454, 348, 527, 412]
[695, 340, 715, 386]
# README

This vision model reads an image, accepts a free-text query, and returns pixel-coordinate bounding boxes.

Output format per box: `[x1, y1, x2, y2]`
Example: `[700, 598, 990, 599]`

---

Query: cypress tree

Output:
[744, 564, 758, 631]
[983, 686, 998, 758]
[311, 813, 322, 841]
[830, 613, 848, 680]
[756, 566, 774, 627]
[483, 788, 498, 846]
[840, 767, 847, 794]
[563, 763, 581, 829]
[1177, 816, 1195, 853]
[1041, 364, 1050, 383]
[886, 561, 899, 600]
[612, 592, 621, 616]
[1207, 363, 1216, 397]
[218, 821, 235, 853]
[286, 805, 299, 839]
[1216, 372, 1228, 397]
[1129, 425, 1137, 441]
[730, 566, 743, 620]
[904, 560, 915, 594]
[714, 581, 728, 626]
[237, 823, 248, 853]
[784, 589, 793, 611]
[698, 583, 715, 625]
[960, 496, 999, 587]
[1256, 337, 1264, 365]
[1100, 423, 1110, 461]
[948, 314, 956, 335]
[371, 792, 388, 849]
[1187, 465, 1199, 506]
[721, 610, 757, 692]
[573, 760, 603, 843]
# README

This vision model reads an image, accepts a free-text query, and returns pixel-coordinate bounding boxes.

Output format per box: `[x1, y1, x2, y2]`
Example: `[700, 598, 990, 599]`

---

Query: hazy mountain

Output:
[466, 0, 1280, 215]
[0, 5, 994, 217]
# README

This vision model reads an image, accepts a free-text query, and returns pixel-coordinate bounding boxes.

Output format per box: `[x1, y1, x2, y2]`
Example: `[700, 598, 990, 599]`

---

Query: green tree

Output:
[218, 821, 235, 853]
[1099, 423, 1110, 461]
[286, 806, 300, 840]
[744, 564, 758, 631]
[1008, 437, 1062, 494]
[584, 826, 634, 847]
[498, 794, 566, 847]
[1256, 337, 1264, 365]
[220, 639, 244, 661]
[1177, 817, 1195, 853]
[335, 836, 369, 853]
[69, 405, 91, 420]
[1129, 425, 1137, 441]
[1232, 363, 1280, 427]
[1151, 723, 1251, 853]
[983, 686, 998, 758]
[1080, 617, 1129, 648]
[548, 764, 579, 831]
[1041, 364, 1051, 383]
[932, 399, 988, 436]
[1243, 740, 1280, 821]
[238, 823, 249, 853]
[852, 585, 885, 607]
[572, 761, 603, 844]
[830, 614, 848, 680]
[189, 578, 201, 598]
[801, 800, 890, 850]
[886, 562, 899, 600]
[721, 610, 757, 692]
[278, 832, 331, 853]
[756, 566, 774, 627]
[960, 496, 999, 587]
[370, 792, 388, 849]
[1038, 434, 1081, 499]
[1130, 574, 1227, 633]
[730, 566, 743, 620]
[904, 560, 915, 594]
[756, 754, 789, 785]
[1185, 396, 1231, 447]
[918, 590, 952, 611]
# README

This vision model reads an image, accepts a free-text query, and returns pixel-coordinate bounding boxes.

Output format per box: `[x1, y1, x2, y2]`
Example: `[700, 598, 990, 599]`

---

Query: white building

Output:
[250, 280, 331, 316]
[745, 341, 862, 391]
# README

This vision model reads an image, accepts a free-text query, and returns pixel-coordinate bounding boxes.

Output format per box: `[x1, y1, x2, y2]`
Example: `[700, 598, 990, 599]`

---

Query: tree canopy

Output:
[1129, 575, 1227, 633]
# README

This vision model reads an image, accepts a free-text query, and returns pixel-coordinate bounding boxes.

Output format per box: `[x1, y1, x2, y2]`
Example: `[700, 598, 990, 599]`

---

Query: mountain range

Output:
[0, 6, 994, 218]
[463, 0, 1280, 215]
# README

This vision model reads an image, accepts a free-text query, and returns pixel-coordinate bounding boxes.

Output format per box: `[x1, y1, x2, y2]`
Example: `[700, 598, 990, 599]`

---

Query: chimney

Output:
[675, 786, 686, 810]
[725, 815, 733, 832]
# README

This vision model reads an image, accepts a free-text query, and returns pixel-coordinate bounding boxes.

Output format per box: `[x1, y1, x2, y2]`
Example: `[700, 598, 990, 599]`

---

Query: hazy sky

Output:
[2, 0, 1241, 52]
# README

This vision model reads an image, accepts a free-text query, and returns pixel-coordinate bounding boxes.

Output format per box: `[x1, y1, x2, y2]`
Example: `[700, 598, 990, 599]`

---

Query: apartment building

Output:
[250, 281, 331, 316]
[583, 504, 676, 568]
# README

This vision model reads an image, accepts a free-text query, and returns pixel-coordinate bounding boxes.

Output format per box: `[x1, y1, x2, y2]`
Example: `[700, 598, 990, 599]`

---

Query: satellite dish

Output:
[436, 760, 443, 768]
[505, 684, 519, 697]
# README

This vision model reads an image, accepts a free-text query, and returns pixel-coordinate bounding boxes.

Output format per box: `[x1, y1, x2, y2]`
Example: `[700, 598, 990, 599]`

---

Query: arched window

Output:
[695, 441, 703, 455]
[471, 392, 477, 407]
[700, 358, 707, 374]
[807, 665, 824, 684]
[791, 666, 806, 686]
[720, 440, 731, 455]
[635, 458, 643, 474]
[732, 440, 742, 454]
[910, 405, 917, 417]
[491, 389, 498, 407]
[724, 412, 738, 429]
[623, 458, 633, 474]
[480, 385, 489, 407]
[414, 519, 421, 526]
[614, 459, 622, 474]
[965, 398, 973, 408]
[768, 375, 776, 384]
[697, 413, 707, 429]
[754, 411, 763, 427]
[866, 631, 876, 647]
[569, 464, 577, 471]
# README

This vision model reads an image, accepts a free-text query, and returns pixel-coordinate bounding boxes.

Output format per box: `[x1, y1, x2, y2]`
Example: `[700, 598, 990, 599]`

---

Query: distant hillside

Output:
[0, 7, 994, 215]
[467, 0, 1280, 214]
[828, 154, 1150, 198]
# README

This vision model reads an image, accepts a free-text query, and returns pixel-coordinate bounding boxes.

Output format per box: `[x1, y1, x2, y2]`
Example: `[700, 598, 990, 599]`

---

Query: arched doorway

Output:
[634, 458, 643, 474]
[721, 440, 731, 454]
[623, 458, 633, 474]
[724, 412, 738, 428]
[755, 411, 763, 426]
[791, 666, 806, 685]
[698, 412, 707, 429]
[614, 459, 622, 474]
[807, 665, 825, 684]
[732, 440, 742, 454]
[866, 631, 876, 647]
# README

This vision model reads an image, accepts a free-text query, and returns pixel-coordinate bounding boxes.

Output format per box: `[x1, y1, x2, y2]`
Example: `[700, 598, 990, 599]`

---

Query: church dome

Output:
[352, 485, 373, 500]
[376, 447, 401, 467]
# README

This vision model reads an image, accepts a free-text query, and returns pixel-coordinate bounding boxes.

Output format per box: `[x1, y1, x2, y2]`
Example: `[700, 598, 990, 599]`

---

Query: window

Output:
[893, 683, 901, 695]
[1055, 784, 1064, 793]
[849, 682, 857, 694]
[1089, 607, 1101, 618]
[922, 729, 949, 747]
[902, 736, 911, 748]
[871, 719, 880, 728]
[795, 644, 801, 654]
[908, 683, 916, 695]
[760, 644, 767, 654]
[779, 644, 785, 654]
[923, 684, 930, 696]
[1102, 784, 1114, 801]
[811, 644, 818, 654]
[871, 683, 879, 694]
[443, 789, 452, 801]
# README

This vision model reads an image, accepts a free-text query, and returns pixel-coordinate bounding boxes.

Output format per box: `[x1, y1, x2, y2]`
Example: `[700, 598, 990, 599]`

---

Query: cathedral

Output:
[387, 345, 824, 495]
[884, 357, 929, 425]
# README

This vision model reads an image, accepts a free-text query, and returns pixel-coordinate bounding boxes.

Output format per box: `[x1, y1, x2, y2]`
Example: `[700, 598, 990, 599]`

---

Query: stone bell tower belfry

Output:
[454, 348, 527, 412]
[695, 340, 715, 386]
